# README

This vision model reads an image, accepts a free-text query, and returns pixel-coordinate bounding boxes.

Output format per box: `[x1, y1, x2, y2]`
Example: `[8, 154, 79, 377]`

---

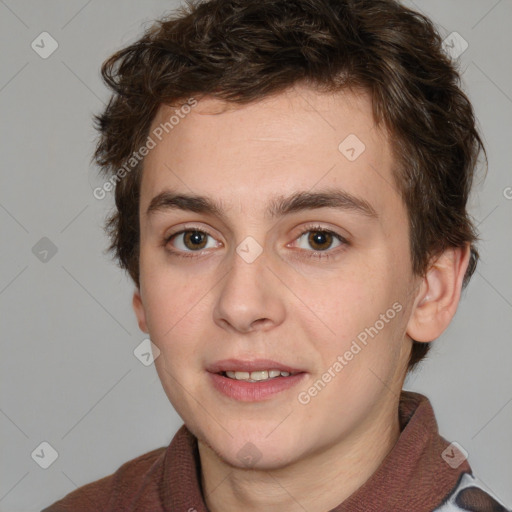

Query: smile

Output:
[207, 359, 307, 402]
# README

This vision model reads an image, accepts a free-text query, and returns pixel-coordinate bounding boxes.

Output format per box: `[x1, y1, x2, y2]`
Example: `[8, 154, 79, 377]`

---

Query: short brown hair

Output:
[93, 0, 485, 371]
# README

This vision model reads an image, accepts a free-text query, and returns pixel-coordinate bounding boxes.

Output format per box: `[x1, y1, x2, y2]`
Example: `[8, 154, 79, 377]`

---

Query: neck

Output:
[198, 397, 401, 512]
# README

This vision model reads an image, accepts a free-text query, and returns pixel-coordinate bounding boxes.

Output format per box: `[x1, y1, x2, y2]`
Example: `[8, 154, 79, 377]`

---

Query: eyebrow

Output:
[146, 188, 378, 221]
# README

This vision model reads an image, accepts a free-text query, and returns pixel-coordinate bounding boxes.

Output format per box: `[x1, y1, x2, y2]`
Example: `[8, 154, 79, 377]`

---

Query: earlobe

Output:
[132, 288, 149, 333]
[406, 244, 471, 343]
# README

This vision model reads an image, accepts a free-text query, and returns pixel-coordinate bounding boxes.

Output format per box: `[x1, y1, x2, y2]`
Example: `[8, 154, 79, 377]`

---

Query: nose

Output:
[212, 244, 286, 334]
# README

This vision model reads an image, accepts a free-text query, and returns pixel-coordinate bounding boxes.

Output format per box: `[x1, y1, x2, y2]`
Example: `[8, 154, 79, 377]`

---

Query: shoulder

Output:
[41, 446, 167, 512]
[434, 472, 511, 512]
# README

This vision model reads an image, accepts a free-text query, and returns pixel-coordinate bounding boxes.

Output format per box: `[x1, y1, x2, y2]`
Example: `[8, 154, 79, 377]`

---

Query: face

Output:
[133, 85, 419, 470]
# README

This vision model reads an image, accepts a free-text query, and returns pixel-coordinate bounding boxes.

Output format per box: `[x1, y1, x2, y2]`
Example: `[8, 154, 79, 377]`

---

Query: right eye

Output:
[164, 229, 222, 257]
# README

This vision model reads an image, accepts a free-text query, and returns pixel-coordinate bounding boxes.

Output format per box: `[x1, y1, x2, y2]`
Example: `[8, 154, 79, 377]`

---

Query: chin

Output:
[209, 428, 304, 471]
[222, 446, 301, 471]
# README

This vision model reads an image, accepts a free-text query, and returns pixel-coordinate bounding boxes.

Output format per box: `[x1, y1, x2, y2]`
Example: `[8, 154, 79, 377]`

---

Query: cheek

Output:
[145, 276, 207, 396]
[303, 265, 406, 365]
[140, 280, 196, 360]
[296, 266, 378, 330]
[139, 247, 206, 328]
[309, 301, 408, 417]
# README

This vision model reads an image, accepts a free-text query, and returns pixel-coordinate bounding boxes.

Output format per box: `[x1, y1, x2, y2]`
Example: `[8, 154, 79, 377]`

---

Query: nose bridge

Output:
[213, 238, 285, 332]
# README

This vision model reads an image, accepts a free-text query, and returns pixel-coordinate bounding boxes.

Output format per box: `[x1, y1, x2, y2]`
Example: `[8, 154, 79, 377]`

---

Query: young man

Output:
[43, 0, 510, 511]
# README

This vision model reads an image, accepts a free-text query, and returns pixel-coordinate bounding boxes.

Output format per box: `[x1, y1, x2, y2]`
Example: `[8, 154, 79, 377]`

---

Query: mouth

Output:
[207, 359, 307, 402]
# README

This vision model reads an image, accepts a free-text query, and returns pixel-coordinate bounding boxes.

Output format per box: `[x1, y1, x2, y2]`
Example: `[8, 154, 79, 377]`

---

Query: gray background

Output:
[0, 1, 511, 510]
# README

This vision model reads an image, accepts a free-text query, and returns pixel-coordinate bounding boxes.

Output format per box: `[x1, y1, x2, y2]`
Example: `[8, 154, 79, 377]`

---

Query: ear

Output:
[406, 244, 471, 342]
[132, 288, 149, 333]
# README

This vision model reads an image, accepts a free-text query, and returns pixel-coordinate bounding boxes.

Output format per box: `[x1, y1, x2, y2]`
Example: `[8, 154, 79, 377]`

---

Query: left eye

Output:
[294, 229, 344, 252]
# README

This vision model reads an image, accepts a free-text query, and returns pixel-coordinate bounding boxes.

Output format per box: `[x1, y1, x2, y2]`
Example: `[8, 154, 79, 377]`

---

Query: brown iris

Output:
[183, 231, 208, 250]
[307, 231, 333, 251]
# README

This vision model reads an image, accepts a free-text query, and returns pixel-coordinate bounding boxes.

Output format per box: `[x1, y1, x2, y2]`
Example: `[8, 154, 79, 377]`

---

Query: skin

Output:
[132, 84, 470, 512]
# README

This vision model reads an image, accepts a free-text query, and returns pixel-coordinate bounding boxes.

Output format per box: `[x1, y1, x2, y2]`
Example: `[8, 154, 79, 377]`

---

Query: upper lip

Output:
[207, 358, 306, 374]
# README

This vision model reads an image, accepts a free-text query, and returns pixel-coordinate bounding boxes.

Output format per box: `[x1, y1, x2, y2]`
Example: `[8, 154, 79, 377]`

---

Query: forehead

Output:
[140, 85, 399, 220]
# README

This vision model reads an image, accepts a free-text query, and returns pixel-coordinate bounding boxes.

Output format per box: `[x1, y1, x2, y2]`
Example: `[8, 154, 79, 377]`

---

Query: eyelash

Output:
[162, 224, 348, 261]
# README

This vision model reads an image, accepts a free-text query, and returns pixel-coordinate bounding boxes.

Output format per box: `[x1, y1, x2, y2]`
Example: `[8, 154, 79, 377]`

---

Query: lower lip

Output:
[208, 372, 306, 402]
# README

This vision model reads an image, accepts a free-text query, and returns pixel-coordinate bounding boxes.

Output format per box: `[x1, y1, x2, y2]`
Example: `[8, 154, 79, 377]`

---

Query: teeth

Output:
[224, 370, 294, 381]
[249, 370, 268, 381]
